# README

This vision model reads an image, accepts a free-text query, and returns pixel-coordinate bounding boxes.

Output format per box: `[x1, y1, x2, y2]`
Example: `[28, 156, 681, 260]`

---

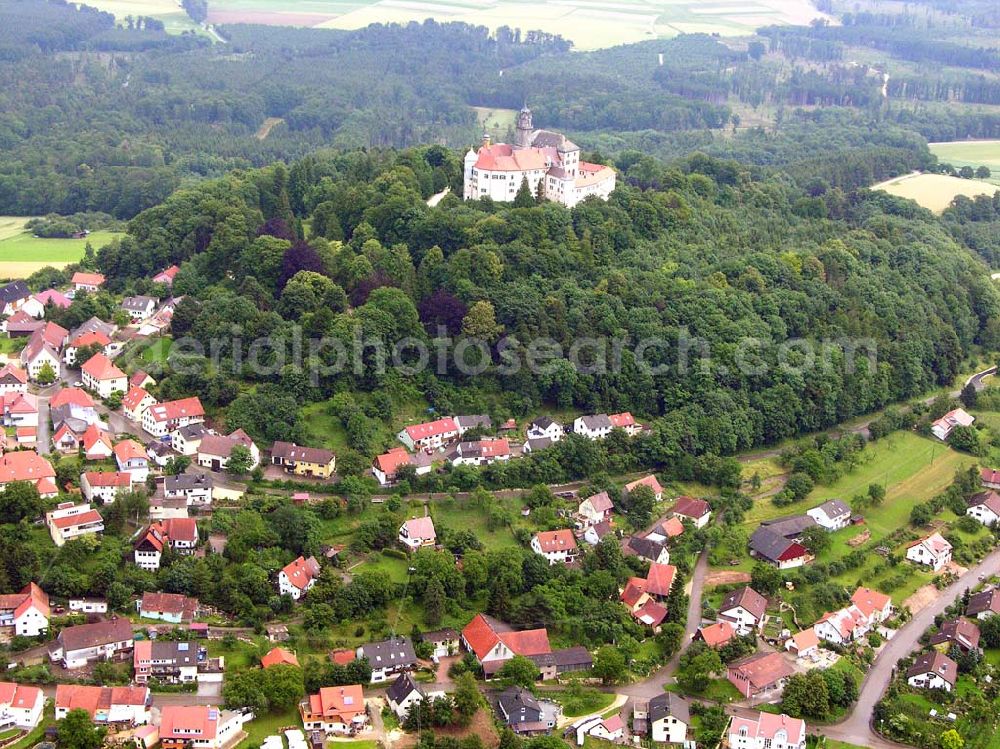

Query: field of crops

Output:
[0, 217, 121, 280]
[930, 140, 1000, 186]
[871, 172, 998, 213]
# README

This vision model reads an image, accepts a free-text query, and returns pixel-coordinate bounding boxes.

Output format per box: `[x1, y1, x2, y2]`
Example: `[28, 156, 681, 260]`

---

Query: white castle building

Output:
[463, 106, 616, 208]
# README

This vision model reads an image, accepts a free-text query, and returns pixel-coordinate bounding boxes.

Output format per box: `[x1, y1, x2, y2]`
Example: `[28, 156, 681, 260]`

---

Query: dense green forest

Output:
[1, 0, 999, 217]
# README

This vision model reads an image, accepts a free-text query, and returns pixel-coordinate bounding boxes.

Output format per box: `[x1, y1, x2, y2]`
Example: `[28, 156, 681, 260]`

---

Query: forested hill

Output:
[70, 146, 1000, 469]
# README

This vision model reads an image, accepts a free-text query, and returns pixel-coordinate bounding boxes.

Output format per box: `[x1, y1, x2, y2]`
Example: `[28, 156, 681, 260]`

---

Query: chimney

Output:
[481, 131, 491, 148]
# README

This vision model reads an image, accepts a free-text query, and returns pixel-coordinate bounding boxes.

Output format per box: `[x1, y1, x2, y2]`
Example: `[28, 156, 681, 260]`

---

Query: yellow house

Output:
[270, 441, 336, 478]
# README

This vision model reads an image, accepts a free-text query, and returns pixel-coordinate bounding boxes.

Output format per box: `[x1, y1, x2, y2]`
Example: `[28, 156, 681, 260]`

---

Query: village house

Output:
[278, 556, 321, 600]
[123, 386, 157, 423]
[134, 519, 199, 570]
[69, 598, 107, 614]
[719, 586, 768, 635]
[671, 496, 711, 527]
[728, 712, 806, 749]
[398, 516, 436, 551]
[397, 417, 459, 450]
[153, 266, 180, 286]
[158, 705, 250, 749]
[81, 353, 127, 399]
[496, 687, 559, 735]
[609, 411, 642, 436]
[749, 526, 810, 569]
[573, 414, 612, 440]
[386, 673, 444, 720]
[81, 471, 132, 504]
[907, 651, 957, 692]
[172, 423, 208, 455]
[620, 577, 667, 630]
[71, 272, 105, 292]
[931, 408, 975, 441]
[906, 532, 953, 571]
[122, 296, 157, 322]
[695, 621, 737, 650]
[527, 646, 593, 681]
[261, 647, 298, 669]
[463, 107, 615, 207]
[300, 685, 367, 735]
[419, 628, 460, 658]
[270, 441, 336, 478]
[531, 529, 578, 565]
[197, 430, 260, 471]
[648, 692, 690, 744]
[0, 583, 49, 638]
[455, 414, 491, 435]
[461, 613, 551, 678]
[165, 473, 214, 507]
[624, 476, 664, 504]
[850, 587, 894, 623]
[814, 605, 870, 645]
[577, 492, 614, 527]
[137, 592, 200, 623]
[967, 490, 1000, 527]
[0, 281, 31, 316]
[785, 627, 819, 658]
[0, 363, 28, 394]
[51, 386, 98, 423]
[19, 328, 61, 381]
[450, 438, 511, 466]
[806, 499, 852, 531]
[63, 329, 113, 366]
[526, 416, 563, 442]
[46, 502, 104, 546]
[0, 450, 57, 497]
[981, 467, 1000, 491]
[133, 640, 222, 684]
[50, 617, 134, 668]
[0, 682, 44, 729]
[131, 370, 156, 389]
[81, 423, 114, 461]
[142, 397, 205, 437]
[930, 619, 981, 653]
[575, 714, 625, 745]
[582, 520, 614, 546]
[727, 652, 794, 699]
[967, 588, 1000, 619]
[36, 288, 71, 310]
[0, 391, 38, 429]
[358, 636, 417, 683]
[147, 441, 173, 468]
[624, 534, 671, 565]
[4, 310, 43, 337]
[114, 439, 150, 482]
[54, 684, 150, 725]
[371, 446, 432, 486]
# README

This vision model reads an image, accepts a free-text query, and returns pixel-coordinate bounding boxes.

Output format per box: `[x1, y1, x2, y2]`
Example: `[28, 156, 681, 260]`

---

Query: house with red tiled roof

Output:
[81, 470, 132, 504]
[130, 370, 156, 389]
[451, 438, 511, 466]
[330, 649, 355, 666]
[786, 627, 820, 658]
[54, 684, 150, 725]
[0, 390, 38, 429]
[0, 582, 49, 637]
[0, 363, 28, 394]
[398, 516, 436, 550]
[142, 397, 205, 437]
[850, 587, 893, 623]
[981, 467, 1000, 490]
[625, 475, 663, 502]
[461, 613, 551, 677]
[1, 450, 57, 498]
[278, 556, 320, 601]
[159, 705, 250, 749]
[609, 411, 641, 436]
[577, 491, 614, 527]
[397, 417, 459, 450]
[133, 519, 199, 570]
[814, 605, 870, 646]
[153, 266, 180, 286]
[967, 490, 1000, 527]
[0, 681, 44, 728]
[46, 501, 104, 546]
[137, 592, 199, 623]
[906, 532, 953, 571]
[72, 272, 105, 292]
[906, 651, 957, 692]
[373, 447, 415, 486]
[671, 496, 712, 528]
[50, 386, 95, 412]
[36, 288, 71, 310]
[695, 621, 737, 649]
[261, 647, 298, 669]
[727, 652, 794, 698]
[531, 529, 578, 565]
[19, 326, 61, 381]
[931, 408, 974, 441]
[728, 712, 806, 749]
[645, 563, 677, 599]
[81, 353, 127, 399]
[114, 439, 149, 481]
[300, 685, 367, 735]
[930, 619, 981, 653]
[122, 385, 156, 423]
[82, 423, 114, 460]
[63, 330, 112, 366]
[619, 577, 668, 630]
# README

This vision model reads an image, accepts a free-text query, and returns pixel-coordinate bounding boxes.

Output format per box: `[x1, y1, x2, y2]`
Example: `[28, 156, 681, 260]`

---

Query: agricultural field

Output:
[870, 172, 999, 213]
[930, 140, 1000, 186]
[0, 217, 121, 279]
[188, 0, 832, 50]
[67, 0, 205, 34]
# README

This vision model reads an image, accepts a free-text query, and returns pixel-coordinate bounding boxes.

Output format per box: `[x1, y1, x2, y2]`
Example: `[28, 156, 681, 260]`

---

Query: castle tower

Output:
[513, 104, 533, 150]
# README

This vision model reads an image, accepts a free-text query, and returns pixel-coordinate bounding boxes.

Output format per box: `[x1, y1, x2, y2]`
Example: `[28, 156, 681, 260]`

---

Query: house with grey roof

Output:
[357, 636, 417, 683]
[496, 687, 559, 735]
[527, 417, 564, 442]
[749, 526, 810, 570]
[573, 414, 613, 440]
[648, 692, 690, 743]
[121, 296, 157, 322]
[806, 500, 852, 531]
[455, 415, 491, 434]
[759, 514, 817, 540]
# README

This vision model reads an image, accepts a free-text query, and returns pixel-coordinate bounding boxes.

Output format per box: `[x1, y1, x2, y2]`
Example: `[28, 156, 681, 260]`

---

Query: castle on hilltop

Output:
[463, 105, 616, 208]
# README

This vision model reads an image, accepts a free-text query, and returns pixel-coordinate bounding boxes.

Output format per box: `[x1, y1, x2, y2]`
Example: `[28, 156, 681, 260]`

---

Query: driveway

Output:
[36, 395, 50, 455]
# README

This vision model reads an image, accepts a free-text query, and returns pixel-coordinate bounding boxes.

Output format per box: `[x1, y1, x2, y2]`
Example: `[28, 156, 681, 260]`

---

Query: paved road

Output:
[36, 395, 50, 455]
[820, 546, 1000, 745]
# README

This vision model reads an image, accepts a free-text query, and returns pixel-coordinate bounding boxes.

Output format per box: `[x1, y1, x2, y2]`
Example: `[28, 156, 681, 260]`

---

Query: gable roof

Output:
[850, 587, 892, 618]
[789, 627, 819, 652]
[114, 439, 147, 462]
[645, 563, 677, 597]
[930, 619, 980, 651]
[0, 281, 30, 305]
[907, 650, 957, 685]
[0, 363, 28, 385]
[261, 647, 299, 669]
[721, 586, 768, 620]
[908, 531, 952, 557]
[672, 496, 710, 519]
[374, 447, 412, 476]
[72, 272, 105, 287]
[648, 692, 689, 725]
[69, 330, 111, 349]
[403, 418, 458, 442]
[36, 289, 71, 308]
[51, 387, 94, 410]
[309, 685, 364, 720]
[280, 556, 320, 591]
[461, 613, 550, 660]
[386, 673, 422, 704]
[749, 526, 807, 563]
[270, 441, 335, 465]
[146, 397, 204, 423]
[625, 475, 662, 495]
[55, 684, 148, 716]
[578, 413, 612, 431]
[401, 516, 436, 540]
[84, 471, 131, 488]
[0, 450, 56, 485]
[359, 636, 417, 667]
[58, 618, 133, 652]
[624, 535, 668, 562]
[139, 591, 199, 618]
[533, 528, 577, 553]
[760, 514, 817, 538]
[0, 582, 49, 620]
[812, 499, 851, 520]
[969, 490, 1000, 517]
[728, 651, 793, 689]
[696, 621, 736, 648]
[582, 491, 613, 514]
[968, 588, 1000, 617]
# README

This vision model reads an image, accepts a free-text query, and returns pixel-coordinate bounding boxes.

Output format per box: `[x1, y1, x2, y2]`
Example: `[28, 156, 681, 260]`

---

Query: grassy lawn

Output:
[353, 551, 411, 584]
[299, 400, 351, 453]
[0, 224, 121, 272]
[668, 677, 742, 704]
[9, 703, 53, 749]
[239, 707, 301, 748]
[0, 336, 23, 355]
[206, 636, 264, 671]
[548, 688, 615, 717]
[141, 337, 173, 363]
[430, 497, 521, 550]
